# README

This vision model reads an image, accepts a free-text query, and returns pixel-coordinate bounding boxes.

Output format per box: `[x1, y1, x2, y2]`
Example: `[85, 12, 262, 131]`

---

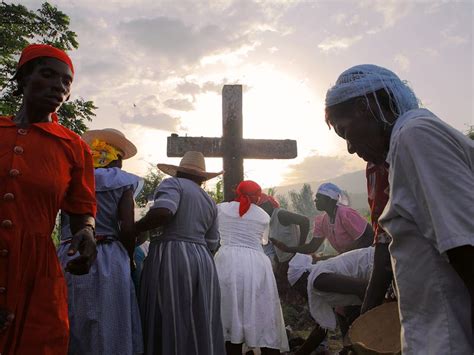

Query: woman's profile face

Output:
[327, 99, 390, 165]
[22, 57, 73, 114]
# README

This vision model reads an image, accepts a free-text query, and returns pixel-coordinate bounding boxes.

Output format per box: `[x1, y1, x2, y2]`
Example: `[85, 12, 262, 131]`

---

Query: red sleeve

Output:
[61, 139, 96, 216]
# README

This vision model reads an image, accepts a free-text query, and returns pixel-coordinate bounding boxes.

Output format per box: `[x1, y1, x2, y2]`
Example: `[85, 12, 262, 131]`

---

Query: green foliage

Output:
[276, 194, 289, 210]
[0, 1, 95, 134]
[136, 166, 165, 208]
[288, 183, 318, 220]
[206, 177, 224, 204]
[466, 125, 474, 140]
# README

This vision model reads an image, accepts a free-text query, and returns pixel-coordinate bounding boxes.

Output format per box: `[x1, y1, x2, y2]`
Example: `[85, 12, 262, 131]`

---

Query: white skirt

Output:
[215, 245, 289, 351]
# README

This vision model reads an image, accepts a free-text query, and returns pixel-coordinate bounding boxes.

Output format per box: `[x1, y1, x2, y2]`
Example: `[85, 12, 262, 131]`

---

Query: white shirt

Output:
[380, 108, 474, 354]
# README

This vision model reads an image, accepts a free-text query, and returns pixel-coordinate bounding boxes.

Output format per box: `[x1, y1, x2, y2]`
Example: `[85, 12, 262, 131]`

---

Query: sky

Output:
[18, 0, 474, 189]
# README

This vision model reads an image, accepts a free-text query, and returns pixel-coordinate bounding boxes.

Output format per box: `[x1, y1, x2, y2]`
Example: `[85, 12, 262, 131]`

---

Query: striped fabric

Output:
[139, 177, 225, 354]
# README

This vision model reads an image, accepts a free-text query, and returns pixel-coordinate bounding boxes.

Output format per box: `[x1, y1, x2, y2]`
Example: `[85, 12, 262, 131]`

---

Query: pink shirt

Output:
[313, 205, 367, 253]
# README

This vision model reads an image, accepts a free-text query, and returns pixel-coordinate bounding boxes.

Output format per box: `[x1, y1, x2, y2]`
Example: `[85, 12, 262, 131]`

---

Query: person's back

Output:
[215, 181, 289, 355]
[218, 201, 269, 250]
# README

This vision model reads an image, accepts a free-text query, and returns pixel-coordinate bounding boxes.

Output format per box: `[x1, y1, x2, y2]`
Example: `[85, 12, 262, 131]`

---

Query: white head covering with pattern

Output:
[325, 64, 420, 124]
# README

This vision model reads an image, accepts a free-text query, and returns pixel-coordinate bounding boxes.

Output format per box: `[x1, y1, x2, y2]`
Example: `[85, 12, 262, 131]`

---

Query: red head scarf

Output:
[257, 193, 280, 209]
[235, 180, 262, 217]
[17, 44, 74, 75]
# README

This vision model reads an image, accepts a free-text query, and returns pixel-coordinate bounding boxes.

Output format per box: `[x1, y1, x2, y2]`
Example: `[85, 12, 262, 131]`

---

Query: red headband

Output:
[257, 193, 280, 209]
[17, 44, 74, 75]
[235, 180, 262, 217]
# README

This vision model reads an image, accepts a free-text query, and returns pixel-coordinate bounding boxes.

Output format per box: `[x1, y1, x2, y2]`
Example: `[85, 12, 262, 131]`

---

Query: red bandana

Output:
[17, 43, 74, 75]
[235, 180, 262, 217]
[257, 193, 280, 209]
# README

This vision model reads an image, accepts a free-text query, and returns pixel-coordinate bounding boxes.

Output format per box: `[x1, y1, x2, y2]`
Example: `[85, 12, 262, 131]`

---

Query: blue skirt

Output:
[139, 240, 225, 355]
[58, 240, 143, 355]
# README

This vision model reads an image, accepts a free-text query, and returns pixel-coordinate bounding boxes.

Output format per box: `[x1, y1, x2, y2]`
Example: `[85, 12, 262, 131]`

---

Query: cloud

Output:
[176, 79, 230, 98]
[164, 98, 194, 111]
[394, 54, 410, 72]
[282, 153, 366, 185]
[441, 25, 469, 45]
[318, 35, 363, 52]
[119, 95, 181, 131]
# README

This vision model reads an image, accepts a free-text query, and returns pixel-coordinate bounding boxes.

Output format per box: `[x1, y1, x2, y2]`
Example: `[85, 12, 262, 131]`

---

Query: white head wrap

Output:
[325, 64, 419, 124]
[288, 253, 314, 286]
[317, 183, 342, 201]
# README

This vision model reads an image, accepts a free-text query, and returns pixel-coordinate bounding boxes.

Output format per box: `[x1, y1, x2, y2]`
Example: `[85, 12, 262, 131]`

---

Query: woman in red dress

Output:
[0, 44, 97, 354]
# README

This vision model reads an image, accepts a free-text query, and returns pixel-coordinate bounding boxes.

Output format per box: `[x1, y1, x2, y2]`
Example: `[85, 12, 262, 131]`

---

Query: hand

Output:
[270, 238, 291, 252]
[66, 226, 97, 275]
[0, 307, 14, 332]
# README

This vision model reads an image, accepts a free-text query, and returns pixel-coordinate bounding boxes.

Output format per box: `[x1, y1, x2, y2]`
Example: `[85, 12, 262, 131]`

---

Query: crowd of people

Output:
[0, 43, 473, 355]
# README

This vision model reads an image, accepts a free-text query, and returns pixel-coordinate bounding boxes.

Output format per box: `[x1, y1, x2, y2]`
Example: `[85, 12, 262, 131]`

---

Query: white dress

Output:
[215, 202, 289, 351]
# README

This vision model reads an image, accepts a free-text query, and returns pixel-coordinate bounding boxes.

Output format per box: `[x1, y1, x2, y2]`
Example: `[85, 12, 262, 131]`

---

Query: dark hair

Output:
[325, 88, 398, 128]
[12, 57, 46, 96]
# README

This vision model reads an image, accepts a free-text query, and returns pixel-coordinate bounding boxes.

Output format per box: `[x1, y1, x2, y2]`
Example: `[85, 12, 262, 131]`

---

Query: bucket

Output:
[348, 302, 401, 355]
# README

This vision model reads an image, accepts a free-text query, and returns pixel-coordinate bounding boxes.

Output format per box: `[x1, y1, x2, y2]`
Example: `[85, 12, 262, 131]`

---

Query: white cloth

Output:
[270, 208, 301, 262]
[215, 202, 289, 351]
[307, 247, 374, 330]
[287, 253, 313, 286]
[379, 108, 474, 354]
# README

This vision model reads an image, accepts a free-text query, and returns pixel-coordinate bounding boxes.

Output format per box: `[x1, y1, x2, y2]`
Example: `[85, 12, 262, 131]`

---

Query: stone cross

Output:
[167, 85, 297, 201]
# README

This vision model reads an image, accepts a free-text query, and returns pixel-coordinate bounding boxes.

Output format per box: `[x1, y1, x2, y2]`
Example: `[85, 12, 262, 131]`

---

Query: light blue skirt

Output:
[58, 240, 143, 355]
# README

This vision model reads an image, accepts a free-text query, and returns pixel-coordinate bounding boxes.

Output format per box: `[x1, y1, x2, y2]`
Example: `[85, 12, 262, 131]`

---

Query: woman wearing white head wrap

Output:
[271, 182, 373, 256]
[325, 64, 474, 354]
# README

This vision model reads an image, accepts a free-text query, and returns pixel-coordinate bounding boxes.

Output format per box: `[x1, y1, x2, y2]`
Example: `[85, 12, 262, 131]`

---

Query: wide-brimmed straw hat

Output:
[82, 128, 137, 159]
[157, 151, 222, 181]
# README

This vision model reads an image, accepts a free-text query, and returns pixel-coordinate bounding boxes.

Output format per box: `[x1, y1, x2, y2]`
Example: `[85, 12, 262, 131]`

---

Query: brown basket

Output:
[348, 302, 401, 355]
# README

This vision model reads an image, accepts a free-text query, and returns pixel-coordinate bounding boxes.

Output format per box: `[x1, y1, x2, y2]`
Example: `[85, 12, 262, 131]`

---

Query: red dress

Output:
[0, 116, 96, 355]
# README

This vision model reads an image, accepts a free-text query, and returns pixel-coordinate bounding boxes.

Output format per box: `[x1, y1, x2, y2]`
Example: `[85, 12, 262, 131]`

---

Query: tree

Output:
[0, 1, 96, 134]
[136, 166, 165, 208]
[206, 177, 224, 204]
[467, 125, 474, 140]
[288, 183, 318, 220]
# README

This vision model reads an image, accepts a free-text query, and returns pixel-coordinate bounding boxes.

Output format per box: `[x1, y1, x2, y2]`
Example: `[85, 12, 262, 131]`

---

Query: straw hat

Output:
[157, 151, 222, 181]
[82, 128, 137, 159]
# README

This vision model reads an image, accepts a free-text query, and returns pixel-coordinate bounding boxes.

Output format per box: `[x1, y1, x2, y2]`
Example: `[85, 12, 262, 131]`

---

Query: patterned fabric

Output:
[58, 168, 143, 354]
[140, 177, 225, 354]
[0, 116, 96, 354]
[215, 202, 288, 351]
[313, 205, 368, 254]
[90, 139, 123, 168]
[366, 162, 390, 243]
[325, 64, 419, 124]
[380, 108, 474, 354]
[58, 242, 143, 354]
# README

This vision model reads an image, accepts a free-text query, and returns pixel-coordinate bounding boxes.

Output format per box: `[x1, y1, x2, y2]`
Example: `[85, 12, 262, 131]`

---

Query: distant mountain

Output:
[268, 169, 369, 213]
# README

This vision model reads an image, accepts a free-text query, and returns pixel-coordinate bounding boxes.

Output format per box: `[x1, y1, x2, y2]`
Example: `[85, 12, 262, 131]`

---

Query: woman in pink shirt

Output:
[271, 183, 373, 256]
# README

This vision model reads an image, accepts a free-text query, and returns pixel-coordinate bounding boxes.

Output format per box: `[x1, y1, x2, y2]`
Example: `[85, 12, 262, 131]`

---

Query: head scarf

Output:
[288, 253, 314, 286]
[90, 139, 123, 168]
[325, 64, 419, 124]
[17, 44, 74, 75]
[317, 183, 342, 202]
[235, 180, 262, 217]
[257, 193, 280, 209]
